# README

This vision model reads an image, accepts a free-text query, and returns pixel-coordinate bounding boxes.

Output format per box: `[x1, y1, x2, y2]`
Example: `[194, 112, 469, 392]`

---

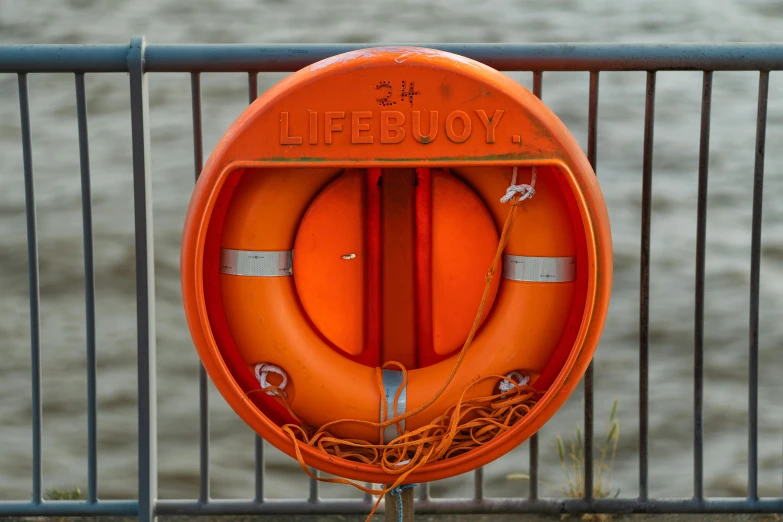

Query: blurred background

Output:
[0, 0, 782, 503]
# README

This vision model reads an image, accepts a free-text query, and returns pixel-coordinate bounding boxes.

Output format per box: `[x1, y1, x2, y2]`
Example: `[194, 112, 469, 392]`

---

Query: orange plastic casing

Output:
[181, 47, 612, 483]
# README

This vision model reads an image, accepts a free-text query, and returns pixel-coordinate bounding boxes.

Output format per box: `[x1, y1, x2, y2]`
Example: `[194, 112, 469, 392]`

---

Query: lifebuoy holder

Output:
[181, 47, 612, 484]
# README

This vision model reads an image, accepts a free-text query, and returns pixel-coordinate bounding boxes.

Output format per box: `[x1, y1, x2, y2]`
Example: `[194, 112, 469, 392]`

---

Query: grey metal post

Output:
[129, 35, 157, 522]
[75, 71, 99, 505]
[639, 70, 657, 502]
[747, 70, 769, 502]
[693, 70, 713, 502]
[18, 72, 42, 506]
[385, 488, 414, 522]
[583, 69, 600, 503]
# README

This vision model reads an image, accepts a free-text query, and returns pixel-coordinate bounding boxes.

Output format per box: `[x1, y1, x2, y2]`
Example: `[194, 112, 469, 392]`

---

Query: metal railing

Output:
[1, 38, 782, 520]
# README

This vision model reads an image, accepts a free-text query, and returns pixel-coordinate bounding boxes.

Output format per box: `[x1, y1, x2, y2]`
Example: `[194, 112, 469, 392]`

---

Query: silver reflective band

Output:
[380, 369, 407, 444]
[503, 255, 576, 282]
[220, 249, 293, 277]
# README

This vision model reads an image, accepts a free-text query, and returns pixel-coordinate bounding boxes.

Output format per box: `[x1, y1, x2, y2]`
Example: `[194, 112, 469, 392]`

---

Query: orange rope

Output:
[249, 198, 541, 520]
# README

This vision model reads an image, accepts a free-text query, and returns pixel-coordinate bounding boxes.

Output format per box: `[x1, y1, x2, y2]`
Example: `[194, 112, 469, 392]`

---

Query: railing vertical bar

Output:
[419, 482, 430, 502]
[584, 322, 596, 498]
[129, 35, 157, 522]
[474, 467, 484, 501]
[639, 70, 656, 502]
[197, 360, 209, 500]
[587, 71, 600, 168]
[254, 435, 264, 503]
[191, 73, 204, 178]
[748, 69, 768, 502]
[584, 70, 600, 502]
[248, 72, 258, 104]
[18, 72, 42, 505]
[532, 71, 543, 99]
[693, 70, 712, 502]
[529, 69, 543, 503]
[246, 70, 267, 503]
[190, 71, 210, 505]
[528, 434, 539, 501]
[75, 72, 98, 504]
[309, 468, 319, 503]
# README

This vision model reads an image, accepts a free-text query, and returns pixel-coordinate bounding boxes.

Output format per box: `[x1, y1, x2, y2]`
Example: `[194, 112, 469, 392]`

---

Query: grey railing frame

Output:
[1, 37, 782, 520]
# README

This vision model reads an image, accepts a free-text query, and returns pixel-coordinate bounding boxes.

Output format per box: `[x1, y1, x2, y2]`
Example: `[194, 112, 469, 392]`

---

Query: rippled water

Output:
[1, 0, 782, 502]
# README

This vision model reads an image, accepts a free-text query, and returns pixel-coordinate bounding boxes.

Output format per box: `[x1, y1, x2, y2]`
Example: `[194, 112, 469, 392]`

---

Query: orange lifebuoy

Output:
[218, 164, 582, 445]
[181, 47, 612, 483]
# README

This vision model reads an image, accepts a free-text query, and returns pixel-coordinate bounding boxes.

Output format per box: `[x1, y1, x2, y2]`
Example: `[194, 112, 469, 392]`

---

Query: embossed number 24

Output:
[376, 80, 421, 107]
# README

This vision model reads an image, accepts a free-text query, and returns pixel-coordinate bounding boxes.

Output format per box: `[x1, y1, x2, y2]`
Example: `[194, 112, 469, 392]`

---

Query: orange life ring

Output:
[217, 164, 584, 445]
[181, 46, 612, 483]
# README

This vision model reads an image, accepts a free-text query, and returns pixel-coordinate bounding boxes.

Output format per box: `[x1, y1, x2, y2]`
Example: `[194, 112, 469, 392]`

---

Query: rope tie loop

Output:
[498, 370, 531, 398]
[254, 363, 289, 397]
[388, 483, 416, 522]
[500, 166, 537, 204]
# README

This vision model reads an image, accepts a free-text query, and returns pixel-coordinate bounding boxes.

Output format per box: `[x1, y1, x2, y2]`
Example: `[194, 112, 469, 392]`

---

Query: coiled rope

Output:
[247, 167, 540, 521]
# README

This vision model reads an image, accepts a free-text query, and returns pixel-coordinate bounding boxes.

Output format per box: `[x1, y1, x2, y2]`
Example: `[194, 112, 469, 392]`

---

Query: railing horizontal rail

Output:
[1, 43, 783, 73]
[155, 498, 783, 516]
[2, 497, 783, 517]
[0, 500, 139, 517]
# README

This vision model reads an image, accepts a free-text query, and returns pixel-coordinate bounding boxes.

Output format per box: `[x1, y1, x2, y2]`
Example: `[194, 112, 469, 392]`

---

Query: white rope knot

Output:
[500, 166, 537, 204]
[254, 363, 288, 397]
[499, 370, 530, 397]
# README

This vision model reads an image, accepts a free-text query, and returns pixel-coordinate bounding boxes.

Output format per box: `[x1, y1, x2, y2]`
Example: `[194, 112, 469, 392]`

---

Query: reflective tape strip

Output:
[503, 255, 576, 283]
[220, 249, 293, 277]
[380, 369, 407, 444]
